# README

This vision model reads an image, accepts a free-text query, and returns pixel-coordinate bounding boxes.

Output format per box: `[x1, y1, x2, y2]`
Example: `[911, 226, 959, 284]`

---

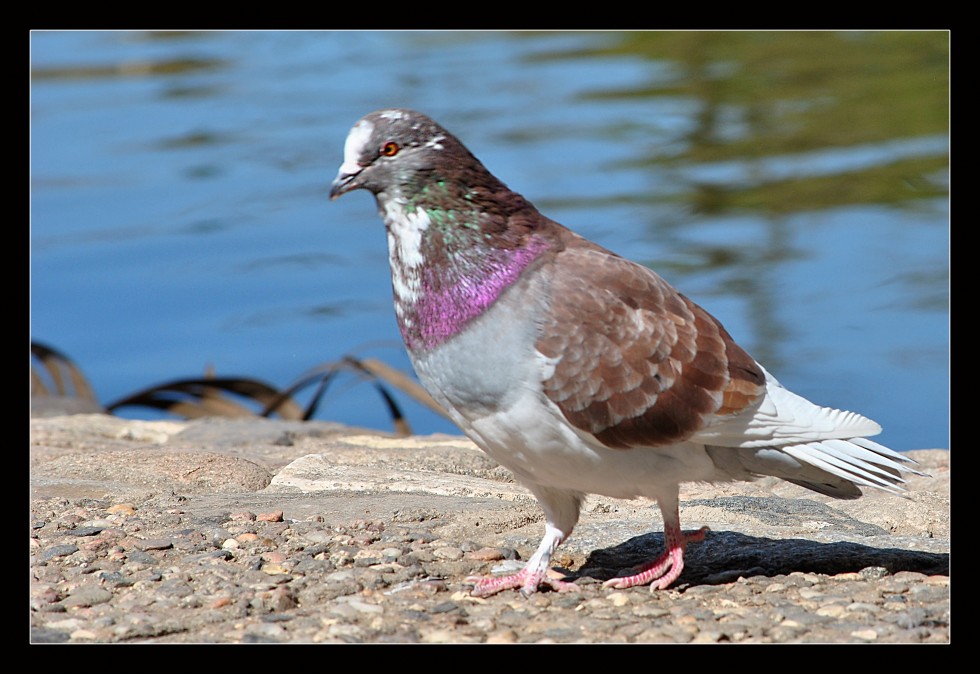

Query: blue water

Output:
[30, 31, 949, 452]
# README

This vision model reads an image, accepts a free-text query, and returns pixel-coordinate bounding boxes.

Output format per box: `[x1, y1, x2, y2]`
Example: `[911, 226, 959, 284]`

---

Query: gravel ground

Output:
[30, 497, 949, 644]
[29, 415, 950, 644]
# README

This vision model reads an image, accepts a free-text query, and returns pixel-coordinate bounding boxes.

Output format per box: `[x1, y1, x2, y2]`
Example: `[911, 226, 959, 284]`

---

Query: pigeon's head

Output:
[329, 109, 474, 201]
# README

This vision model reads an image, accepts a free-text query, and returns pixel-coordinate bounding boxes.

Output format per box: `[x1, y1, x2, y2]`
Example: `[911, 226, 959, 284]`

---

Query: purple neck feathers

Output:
[399, 236, 550, 352]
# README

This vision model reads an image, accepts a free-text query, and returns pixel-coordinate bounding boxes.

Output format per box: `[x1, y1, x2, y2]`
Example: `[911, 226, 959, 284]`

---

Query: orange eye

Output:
[381, 141, 400, 157]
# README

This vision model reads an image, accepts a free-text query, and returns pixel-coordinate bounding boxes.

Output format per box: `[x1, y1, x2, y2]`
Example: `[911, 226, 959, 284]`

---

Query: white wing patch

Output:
[693, 364, 882, 448]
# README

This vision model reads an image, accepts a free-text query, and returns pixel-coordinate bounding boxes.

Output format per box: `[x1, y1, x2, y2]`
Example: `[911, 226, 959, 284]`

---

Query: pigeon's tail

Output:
[705, 437, 927, 500]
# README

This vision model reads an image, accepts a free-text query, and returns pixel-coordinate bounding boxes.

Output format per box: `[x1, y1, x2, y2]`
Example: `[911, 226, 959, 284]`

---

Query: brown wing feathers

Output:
[538, 241, 765, 449]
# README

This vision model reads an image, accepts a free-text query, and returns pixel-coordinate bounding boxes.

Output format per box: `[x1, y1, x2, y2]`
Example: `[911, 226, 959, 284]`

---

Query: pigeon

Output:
[329, 108, 922, 597]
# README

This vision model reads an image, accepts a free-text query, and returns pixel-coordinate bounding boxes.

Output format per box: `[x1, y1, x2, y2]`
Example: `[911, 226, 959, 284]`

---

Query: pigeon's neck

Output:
[380, 193, 550, 352]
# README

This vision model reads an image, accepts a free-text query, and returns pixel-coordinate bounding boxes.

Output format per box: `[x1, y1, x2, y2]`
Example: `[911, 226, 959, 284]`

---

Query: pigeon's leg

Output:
[469, 488, 583, 598]
[603, 491, 708, 591]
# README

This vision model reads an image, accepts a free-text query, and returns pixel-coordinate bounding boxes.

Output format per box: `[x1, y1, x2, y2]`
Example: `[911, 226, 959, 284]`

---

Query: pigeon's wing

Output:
[534, 236, 921, 497]
[536, 238, 766, 449]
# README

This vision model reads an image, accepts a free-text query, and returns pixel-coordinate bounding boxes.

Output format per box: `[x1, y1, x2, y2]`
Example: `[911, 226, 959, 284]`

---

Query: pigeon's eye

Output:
[381, 141, 400, 157]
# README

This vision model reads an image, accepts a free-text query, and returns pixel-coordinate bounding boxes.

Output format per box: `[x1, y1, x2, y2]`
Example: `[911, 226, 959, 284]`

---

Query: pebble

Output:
[465, 547, 507, 561]
[607, 593, 631, 607]
[61, 586, 113, 608]
[39, 544, 79, 562]
[70, 526, 105, 537]
[107, 504, 136, 516]
[257, 510, 284, 523]
[432, 547, 464, 561]
[29, 496, 950, 644]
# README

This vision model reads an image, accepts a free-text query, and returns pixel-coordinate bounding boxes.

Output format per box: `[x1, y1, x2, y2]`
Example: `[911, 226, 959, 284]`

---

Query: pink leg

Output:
[468, 521, 580, 598]
[469, 489, 583, 598]
[469, 565, 579, 598]
[603, 496, 707, 591]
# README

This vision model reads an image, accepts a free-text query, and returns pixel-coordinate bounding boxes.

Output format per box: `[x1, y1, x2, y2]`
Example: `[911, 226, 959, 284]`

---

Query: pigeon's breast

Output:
[409, 267, 548, 420]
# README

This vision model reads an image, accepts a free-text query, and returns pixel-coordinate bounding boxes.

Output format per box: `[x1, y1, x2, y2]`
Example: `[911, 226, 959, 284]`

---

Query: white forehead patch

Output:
[339, 119, 375, 175]
[380, 109, 409, 121]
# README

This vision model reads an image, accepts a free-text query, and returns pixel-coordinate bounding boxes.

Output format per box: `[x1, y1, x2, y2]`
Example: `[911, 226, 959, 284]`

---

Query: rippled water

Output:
[30, 30, 949, 451]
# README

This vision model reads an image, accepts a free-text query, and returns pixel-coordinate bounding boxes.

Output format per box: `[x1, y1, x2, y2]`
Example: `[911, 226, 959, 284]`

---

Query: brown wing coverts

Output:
[537, 240, 765, 449]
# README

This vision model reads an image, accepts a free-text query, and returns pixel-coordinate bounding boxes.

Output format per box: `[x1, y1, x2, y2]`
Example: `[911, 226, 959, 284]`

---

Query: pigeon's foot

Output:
[468, 567, 579, 598]
[603, 525, 709, 591]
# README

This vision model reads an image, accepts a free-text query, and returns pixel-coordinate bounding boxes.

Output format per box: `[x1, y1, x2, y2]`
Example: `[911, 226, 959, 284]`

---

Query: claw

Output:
[603, 525, 709, 591]
[468, 568, 578, 598]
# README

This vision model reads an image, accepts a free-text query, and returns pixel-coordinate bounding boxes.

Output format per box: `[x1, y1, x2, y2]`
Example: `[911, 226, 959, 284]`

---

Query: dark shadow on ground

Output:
[575, 529, 949, 587]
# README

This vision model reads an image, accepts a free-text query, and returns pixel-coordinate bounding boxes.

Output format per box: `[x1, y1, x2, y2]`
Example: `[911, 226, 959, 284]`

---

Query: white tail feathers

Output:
[781, 437, 923, 494]
[707, 435, 925, 500]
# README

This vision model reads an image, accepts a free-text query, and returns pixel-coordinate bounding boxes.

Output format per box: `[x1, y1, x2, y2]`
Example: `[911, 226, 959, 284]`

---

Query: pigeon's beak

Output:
[329, 162, 363, 200]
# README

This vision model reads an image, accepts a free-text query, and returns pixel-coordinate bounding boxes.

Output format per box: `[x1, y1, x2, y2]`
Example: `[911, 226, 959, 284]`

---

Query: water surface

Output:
[30, 31, 949, 451]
